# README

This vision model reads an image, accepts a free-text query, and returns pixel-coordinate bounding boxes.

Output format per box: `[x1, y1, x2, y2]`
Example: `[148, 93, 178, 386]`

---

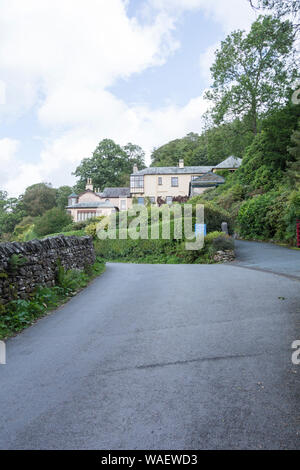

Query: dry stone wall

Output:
[0, 235, 95, 303]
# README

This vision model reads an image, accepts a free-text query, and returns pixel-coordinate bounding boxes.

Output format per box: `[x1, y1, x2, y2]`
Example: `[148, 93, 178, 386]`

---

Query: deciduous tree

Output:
[206, 16, 297, 135]
[74, 139, 145, 191]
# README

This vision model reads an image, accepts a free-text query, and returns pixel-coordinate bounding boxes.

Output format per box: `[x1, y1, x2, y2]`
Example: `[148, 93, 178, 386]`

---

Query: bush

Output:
[237, 193, 275, 239]
[188, 199, 233, 234]
[94, 228, 234, 265]
[204, 231, 234, 254]
[84, 217, 105, 238]
[35, 208, 73, 237]
[282, 190, 300, 243]
[217, 184, 245, 210]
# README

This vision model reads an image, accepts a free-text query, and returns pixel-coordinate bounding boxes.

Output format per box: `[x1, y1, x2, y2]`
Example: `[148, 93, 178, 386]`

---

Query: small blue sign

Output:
[195, 224, 206, 237]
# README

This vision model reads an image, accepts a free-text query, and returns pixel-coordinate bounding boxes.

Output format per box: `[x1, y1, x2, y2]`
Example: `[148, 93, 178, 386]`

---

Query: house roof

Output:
[214, 156, 242, 169]
[100, 187, 131, 198]
[77, 189, 101, 198]
[131, 166, 212, 176]
[68, 192, 78, 198]
[66, 201, 115, 209]
[191, 172, 225, 187]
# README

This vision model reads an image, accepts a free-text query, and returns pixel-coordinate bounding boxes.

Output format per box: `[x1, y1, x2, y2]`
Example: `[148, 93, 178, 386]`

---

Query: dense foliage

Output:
[206, 15, 297, 134]
[151, 122, 253, 167]
[94, 231, 233, 265]
[74, 139, 146, 192]
[34, 207, 73, 237]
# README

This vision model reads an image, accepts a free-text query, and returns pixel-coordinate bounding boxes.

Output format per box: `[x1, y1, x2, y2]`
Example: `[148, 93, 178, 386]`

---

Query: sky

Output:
[0, 0, 257, 197]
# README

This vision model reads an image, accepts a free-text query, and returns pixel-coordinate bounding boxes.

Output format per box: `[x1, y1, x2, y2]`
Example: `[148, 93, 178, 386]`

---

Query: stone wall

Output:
[0, 235, 95, 303]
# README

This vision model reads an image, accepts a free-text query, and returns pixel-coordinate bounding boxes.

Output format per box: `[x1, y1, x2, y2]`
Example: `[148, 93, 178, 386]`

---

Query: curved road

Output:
[0, 241, 300, 450]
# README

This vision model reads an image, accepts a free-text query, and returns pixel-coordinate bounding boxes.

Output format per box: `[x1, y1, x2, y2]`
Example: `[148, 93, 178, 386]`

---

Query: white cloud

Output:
[0, 138, 19, 164]
[150, 0, 256, 32]
[0, 138, 20, 195]
[3, 91, 211, 196]
[0, 0, 256, 196]
[199, 43, 219, 84]
[0, 81, 6, 105]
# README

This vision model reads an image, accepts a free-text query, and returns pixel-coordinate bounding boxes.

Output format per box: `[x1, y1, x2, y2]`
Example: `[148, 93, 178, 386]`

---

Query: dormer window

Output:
[68, 193, 78, 207]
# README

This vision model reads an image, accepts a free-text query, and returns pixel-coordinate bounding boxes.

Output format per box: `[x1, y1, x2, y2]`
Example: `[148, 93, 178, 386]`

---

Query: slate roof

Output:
[100, 187, 131, 198]
[68, 192, 78, 198]
[66, 201, 115, 209]
[214, 156, 242, 169]
[132, 166, 212, 176]
[191, 172, 225, 187]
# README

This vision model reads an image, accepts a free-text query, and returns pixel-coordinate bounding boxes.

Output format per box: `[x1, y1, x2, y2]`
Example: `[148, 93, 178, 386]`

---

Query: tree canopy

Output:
[21, 183, 57, 217]
[151, 120, 254, 167]
[56, 186, 73, 210]
[249, 1, 300, 21]
[74, 139, 145, 191]
[206, 15, 297, 135]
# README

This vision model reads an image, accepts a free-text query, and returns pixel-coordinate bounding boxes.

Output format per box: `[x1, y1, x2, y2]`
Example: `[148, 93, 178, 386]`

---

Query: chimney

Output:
[133, 164, 138, 173]
[179, 159, 184, 168]
[86, 178, 94, 191]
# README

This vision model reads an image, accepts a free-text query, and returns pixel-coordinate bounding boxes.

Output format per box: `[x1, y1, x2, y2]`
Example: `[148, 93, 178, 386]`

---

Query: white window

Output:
[166, 196, 173, 205]
[120, 199, 126, 211]
[158, 177, 162, 185]
[130, 175, 144, 190]
[171, 177, 178, 187]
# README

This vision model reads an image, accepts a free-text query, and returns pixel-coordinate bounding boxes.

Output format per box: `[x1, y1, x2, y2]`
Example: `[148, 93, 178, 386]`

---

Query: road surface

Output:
[0, 241, 299, 449]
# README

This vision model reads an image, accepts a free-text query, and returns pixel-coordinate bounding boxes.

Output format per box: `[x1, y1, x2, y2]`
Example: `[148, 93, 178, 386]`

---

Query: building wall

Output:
[68, 206, 115, 222]
[78, 192, 101, 203]
[101, 197, 132, 211]
[143, 173, 204, 201]
[190, 187, 210, 197]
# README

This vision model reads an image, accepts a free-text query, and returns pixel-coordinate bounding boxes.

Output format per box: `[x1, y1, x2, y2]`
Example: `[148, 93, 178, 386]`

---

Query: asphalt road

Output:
[0, 241, 300, 450]
[235, 240, 300, 279]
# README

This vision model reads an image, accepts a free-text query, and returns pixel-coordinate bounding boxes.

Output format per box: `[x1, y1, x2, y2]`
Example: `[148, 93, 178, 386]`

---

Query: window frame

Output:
[171, 177, 179, 187]
[130, 175, 144, 190]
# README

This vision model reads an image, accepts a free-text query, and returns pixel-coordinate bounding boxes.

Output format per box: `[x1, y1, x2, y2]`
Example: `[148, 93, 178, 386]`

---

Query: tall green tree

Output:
[151, 120, 253, 167]
[237, 103, 300, 190]
[56, 186, 73, 209]
[74, 139, 145, 191]
[206, 15, 297, 135]
[21, 183, 57, 217]
[286, 120, 300, 186]
[249, 0, 300, 35]
[0, 193, 24, 237]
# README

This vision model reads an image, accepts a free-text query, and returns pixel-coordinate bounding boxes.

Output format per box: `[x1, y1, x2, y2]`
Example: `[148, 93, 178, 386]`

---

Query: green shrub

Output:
[237, 193, 275, 239]
[204, 231, 234, 253]
[282, 190, 300, 242]
[188, 199, 233, 234]
[35, 207, 73, 237]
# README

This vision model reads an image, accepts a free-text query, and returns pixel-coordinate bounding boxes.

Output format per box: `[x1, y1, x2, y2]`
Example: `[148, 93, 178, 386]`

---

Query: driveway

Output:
[234, 240, 300, 279]
[0, 242, 299, 450]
